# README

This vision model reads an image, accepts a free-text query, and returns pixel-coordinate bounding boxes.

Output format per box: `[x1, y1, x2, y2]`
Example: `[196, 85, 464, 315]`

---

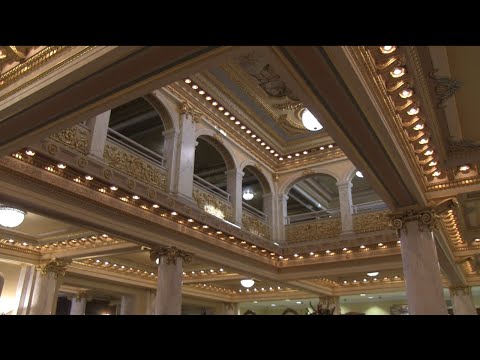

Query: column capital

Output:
[179, 101, 202, 122]
[36, 258, 71, 278]
[389, 208, 439, 233]
[150, 246, 192, 265]
[449, 285, 472, 296]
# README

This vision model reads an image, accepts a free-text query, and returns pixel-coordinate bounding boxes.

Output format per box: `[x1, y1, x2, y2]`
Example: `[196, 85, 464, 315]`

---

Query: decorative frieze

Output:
[353, 211, 390, 233]
[242, 212, 270, 239]
[103, 143, 167, 191]
[286, 217, 341, 243]
[50, 125, 91, 155]
[193, 187, 233, 222]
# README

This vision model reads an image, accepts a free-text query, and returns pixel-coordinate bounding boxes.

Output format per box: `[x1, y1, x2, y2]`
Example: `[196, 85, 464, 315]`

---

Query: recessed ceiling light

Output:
[424, 149, 434, 156]
[85, 175, 93, 181]
[390, 67, 405, 78]
[57, 164, 66, 169]
[206, 96, 212, 101]
[355, 171, 363, 178]
[367, 272, 379, 277]
[192, 84, 198, 90]
[407, 107, 420, 116]
[380, 46, 396, 54]
[400, 88, 413, 98]
[459, 165, 470, 172]
[368, 296, 374, 299]
[413, 123, 424, 130]
[198, 90, 205, 95]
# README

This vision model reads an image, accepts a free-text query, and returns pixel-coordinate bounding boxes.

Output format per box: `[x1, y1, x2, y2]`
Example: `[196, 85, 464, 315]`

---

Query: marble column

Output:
[274, 194, 289, 242]
[333, 296, 342, 315]
[119, 295, 135, 315]
[172, 104, 198, 200]
[150, 247, 192, 315]
[162, 129, 179, 193]
[14, 264, 36, 315]
[337, 181, 353, 233]
[29, 259, 70, 315]
[145, 289, 156, 315]
[86, 110, 111, 159]
[391, 210, 448, 315]
[226, 169, 244, 225]
[450, 286, 477, 315]
[70, 293, 88, 315]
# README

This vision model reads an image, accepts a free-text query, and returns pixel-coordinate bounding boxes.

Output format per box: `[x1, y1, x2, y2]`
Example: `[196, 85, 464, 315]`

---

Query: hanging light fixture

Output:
[240, 279, 255, 288]
[301, 109, 323, 131]
[0, 206, 26, 228]
[242, 189, 254, 201]
[355, 171, 364, 178]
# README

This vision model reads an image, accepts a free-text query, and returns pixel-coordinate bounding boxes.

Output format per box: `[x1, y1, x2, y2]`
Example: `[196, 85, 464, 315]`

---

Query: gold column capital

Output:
[150, 246, 192, 265]
[36, 258, 71, 278]
[449, 285, 472, 296]
[178, 101, 203, 122]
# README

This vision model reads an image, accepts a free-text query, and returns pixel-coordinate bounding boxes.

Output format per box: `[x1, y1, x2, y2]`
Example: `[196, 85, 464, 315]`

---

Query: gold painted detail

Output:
[179, 101, 203, 122]
[353, 211, 391, 233]
[193, 187, 233, 222]
[103, 143, 167, 191]
[150, 246, 192, 265]
[449, 285, 472, 296]
[50, 125, 90, 154]
[242, 212, 270, 239]
[0, 46, 69, 90]
[286, 218, 341, 243]
[36, 258, 71, 278]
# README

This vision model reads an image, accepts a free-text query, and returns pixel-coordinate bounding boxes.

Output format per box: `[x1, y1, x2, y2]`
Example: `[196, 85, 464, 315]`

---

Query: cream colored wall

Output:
[0, 261, 22, 314]
[340, 300, 405, 315]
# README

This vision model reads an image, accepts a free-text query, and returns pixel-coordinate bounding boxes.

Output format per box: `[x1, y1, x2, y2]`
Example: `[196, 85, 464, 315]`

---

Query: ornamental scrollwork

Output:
[286, 218, 341, 243]
[353, 211, 390, 233]
[150, 247, 192, 265]
[103, 143, 167, 191]
[179, 101, 203, 122]
[242, 213, 270, 239]
[36, 258, 71, 278]
[50, 125, 90, 154]
[389, 208, 439, 233]
[429, 69, 462, 109]
[192, 187, 233, 222]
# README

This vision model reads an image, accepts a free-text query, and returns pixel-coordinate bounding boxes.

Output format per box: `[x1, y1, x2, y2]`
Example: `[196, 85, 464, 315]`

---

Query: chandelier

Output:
[301, 109, 323, 132]
[240, 279, 255, 288]
[242, 189, 254, 201]
[0, 206, 26, 228]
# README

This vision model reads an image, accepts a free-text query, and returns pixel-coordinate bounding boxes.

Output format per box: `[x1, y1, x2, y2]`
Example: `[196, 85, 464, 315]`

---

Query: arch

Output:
[341, 163, 359, 184]
[240, 160, 273, 195]
[280, 169, 340, 195]
[144, 91, 178, 132]
[195, 133, 238, 171]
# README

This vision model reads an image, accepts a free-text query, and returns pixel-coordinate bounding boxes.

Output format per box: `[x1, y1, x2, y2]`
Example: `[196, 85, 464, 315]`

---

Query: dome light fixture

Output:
[356, 171, 364, 178]
[240, 279, 255, 288]
[242, 189, 254, 201]
[301, 109, 323, 132]
[0, 206, 26, 228]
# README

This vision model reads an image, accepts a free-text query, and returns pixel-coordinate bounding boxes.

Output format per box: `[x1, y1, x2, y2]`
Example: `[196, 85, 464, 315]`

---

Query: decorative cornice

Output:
[150, 246, 192, 265]
[36, 258, 71, 278]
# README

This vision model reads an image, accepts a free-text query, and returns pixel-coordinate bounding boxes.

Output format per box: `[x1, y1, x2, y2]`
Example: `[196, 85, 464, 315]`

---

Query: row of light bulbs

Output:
[183, 78, 337, 161]
[342, 275, 402, 285]
[377, 46, 472, 180]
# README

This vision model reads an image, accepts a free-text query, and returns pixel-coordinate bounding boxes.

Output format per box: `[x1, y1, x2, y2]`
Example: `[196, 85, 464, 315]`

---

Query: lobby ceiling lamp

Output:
[301, 109, 323, 131]
[355, 171, 364, 178]
[240, 279, 255, 288]
[0, 206, 26, 228]
[242, 189, 254, 201]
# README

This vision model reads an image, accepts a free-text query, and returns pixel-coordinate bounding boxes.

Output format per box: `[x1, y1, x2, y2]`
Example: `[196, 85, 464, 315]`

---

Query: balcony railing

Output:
[287, 209, 340, 224]
[107, 129, 165, 168]
[286, 217, 342, 243]
[193, 174, 230, 202]
[242, 201, 267, 221]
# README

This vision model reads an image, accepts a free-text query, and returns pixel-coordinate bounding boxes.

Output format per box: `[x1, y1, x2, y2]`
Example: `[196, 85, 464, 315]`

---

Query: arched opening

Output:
[194, 136, 235, 201]
[351, 174, 387, 213]
[242, 165, 271, 218]
[108, 97, 166, 165]
[286, 174, 339, 223]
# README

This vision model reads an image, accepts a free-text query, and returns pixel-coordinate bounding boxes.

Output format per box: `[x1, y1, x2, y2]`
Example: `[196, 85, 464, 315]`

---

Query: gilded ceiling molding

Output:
[150, 246, 193, 265]
[36, 258, 71, 278]
[50, 125, 90, 155]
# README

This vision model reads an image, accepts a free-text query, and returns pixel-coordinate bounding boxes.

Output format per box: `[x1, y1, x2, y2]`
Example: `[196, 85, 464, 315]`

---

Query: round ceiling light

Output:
[0, 206, 26, 228]
[301, 109, 323, 132]
[240, 279, 255, 288]
[242, 189, 254, 201]
[356, 171, 364, 178]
